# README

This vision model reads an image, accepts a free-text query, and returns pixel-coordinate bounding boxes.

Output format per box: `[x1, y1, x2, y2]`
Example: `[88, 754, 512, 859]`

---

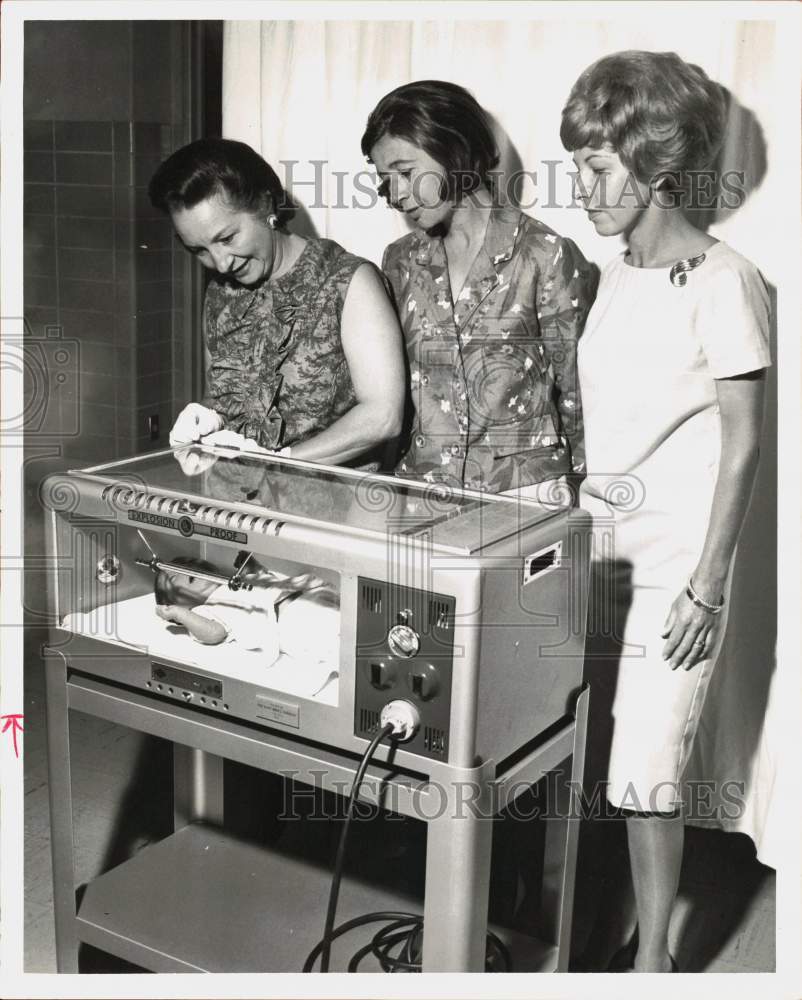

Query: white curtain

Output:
[223, 18, 780, 279]
[222, 17, 780, 867]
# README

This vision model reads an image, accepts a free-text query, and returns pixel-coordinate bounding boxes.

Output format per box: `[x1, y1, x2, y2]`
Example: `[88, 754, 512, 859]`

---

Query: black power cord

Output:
[314, 722, 395, 973]
[303, 722, 513, 973]
[304, 909, 511, 972]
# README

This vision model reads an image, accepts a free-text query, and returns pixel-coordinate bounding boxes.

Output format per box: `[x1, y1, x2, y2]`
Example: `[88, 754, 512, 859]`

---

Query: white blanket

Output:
[62, 593, 339, 705]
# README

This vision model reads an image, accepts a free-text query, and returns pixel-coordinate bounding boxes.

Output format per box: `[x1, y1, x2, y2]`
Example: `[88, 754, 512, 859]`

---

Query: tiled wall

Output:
[22, 22, 213, 638]
[23, 118, 187, 463]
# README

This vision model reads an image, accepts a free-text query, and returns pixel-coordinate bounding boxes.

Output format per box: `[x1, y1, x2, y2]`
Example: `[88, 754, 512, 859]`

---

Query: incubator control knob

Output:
[96, 554, 120, 585]
[387, 623, 420, 659]
[407, 664, 440, 701]
[368, 659, 395, 690]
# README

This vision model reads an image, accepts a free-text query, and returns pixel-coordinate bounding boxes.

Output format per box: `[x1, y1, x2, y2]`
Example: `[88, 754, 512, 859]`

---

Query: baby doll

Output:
[154, 556, 340, 665]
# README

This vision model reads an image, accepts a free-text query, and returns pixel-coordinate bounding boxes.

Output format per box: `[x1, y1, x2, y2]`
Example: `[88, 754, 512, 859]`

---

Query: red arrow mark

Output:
[1, 715, 24, 758]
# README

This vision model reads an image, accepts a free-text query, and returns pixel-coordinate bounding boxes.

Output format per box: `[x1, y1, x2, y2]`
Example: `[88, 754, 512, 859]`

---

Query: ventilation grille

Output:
[101, 486, 282, 535]
[424, 726, 446, 754]
[361, 584, 383, 614]
[429, 599, 450, 630]
[359, 708, 381, 734]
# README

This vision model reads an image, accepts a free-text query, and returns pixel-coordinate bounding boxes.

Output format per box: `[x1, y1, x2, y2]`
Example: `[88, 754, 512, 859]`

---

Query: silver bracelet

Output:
[686, 577, 724, 615]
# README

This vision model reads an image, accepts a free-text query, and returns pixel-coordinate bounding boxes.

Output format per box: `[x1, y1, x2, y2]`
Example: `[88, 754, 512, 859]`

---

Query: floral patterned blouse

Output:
[382, 206, 597, 493]
[202, 238, 366, 451]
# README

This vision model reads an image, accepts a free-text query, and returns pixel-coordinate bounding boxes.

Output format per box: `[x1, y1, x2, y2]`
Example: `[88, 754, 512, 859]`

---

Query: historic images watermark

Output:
[277, 771, 747, 824]
[3, 318, 82, 630]
[275, 160, 749, 213]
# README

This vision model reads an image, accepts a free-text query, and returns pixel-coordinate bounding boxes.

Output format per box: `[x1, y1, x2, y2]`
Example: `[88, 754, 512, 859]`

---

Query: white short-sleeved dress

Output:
[578, 241, 771, 813]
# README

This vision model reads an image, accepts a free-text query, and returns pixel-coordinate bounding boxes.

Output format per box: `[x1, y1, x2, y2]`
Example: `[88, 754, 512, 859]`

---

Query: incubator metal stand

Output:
[42, 445, 591, 973]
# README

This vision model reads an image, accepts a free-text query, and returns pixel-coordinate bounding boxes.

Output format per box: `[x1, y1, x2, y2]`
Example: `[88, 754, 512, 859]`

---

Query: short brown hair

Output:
[361, 80, 500, 199]
[148, 138, 293, 225]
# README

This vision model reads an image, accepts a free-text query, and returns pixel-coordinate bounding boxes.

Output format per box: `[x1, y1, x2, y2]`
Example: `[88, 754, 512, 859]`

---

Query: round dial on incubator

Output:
[387, 623, 420, 659]
[96, 554, 121, 584]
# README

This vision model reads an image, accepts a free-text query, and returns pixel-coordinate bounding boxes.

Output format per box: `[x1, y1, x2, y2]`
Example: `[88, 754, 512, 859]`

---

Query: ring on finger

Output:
[692, 638, 706, 648]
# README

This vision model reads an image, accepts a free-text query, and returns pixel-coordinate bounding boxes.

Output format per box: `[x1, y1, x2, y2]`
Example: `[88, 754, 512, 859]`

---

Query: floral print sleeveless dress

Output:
[202, 238, 366, 450]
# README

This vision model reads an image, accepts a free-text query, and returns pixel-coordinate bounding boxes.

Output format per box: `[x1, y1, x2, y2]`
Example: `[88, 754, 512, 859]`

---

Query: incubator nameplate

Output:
[129, 510, 179, 530]
[128, 509, 248, 543]
[256, 695, 300, 729]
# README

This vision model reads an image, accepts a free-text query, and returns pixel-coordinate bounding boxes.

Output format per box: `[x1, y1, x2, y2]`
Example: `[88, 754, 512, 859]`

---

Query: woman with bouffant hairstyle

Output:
[561, 51, 770, 972]
[561, 49, 727, 204]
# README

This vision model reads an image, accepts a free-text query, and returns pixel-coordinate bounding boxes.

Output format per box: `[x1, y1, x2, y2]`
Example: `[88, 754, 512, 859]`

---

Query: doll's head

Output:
[154, 556, 219, 607]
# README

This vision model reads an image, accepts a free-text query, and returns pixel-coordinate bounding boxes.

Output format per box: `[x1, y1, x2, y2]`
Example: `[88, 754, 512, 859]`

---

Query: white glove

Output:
[169, 403, 223, 446]
[203, 429, 270, 454]
[173, 446, 219, 477]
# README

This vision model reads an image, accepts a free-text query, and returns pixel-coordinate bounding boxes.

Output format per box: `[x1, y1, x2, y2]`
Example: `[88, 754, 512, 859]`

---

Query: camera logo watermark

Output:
[2, 318, 80, 439]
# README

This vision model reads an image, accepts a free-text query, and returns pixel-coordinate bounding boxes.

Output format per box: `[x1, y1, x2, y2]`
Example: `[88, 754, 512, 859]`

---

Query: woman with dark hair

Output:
[362, 80, 597, 497]
[149, 138, 404, 467]
[560, 51, 770, 971]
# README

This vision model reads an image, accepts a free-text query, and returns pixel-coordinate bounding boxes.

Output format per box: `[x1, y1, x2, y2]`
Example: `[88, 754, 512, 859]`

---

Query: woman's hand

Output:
[173, 445, 218, 477]
[169, 403, 223, 446]
[660, 371, 765, 672]
[660, 588, 723, 671]
[202, 429, 270, 453]
[172, 430, 275, 476]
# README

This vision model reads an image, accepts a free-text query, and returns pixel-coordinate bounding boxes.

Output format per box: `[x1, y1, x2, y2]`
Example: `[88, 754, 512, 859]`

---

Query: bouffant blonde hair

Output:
[560, 50, 727, 191]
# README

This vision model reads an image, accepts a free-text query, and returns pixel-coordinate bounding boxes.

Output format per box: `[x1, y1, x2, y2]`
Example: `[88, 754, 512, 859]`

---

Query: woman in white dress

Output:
[560, 50, 771, 972]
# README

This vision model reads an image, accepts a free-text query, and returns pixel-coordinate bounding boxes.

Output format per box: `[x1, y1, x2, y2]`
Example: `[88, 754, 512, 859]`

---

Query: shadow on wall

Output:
[282, 185, 321, 241]
[488, 111, 526, 208]
[684, 85, 769, 232]
[684, 281, 778, 838]
[486, 109, 602, 292]
[681, 86, 775, 843]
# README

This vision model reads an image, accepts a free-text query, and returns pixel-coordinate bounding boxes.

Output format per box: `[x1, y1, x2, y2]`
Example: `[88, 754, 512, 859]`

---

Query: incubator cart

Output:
[43, 446, 591, 973]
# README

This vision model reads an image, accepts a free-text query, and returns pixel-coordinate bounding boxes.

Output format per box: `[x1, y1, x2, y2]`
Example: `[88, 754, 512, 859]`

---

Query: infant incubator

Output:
[43, 446, 592, 972]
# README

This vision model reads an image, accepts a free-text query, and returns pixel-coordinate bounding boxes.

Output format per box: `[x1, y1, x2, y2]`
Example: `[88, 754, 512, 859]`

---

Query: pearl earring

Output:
[267, 214, 279, 230]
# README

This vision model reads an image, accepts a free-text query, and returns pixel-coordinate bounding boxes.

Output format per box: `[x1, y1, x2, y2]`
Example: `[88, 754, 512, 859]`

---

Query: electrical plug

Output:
[379, 699, 421, 742]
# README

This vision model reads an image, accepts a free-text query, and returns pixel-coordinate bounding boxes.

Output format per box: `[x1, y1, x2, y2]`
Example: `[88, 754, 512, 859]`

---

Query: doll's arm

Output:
[156, 604, 227, 645]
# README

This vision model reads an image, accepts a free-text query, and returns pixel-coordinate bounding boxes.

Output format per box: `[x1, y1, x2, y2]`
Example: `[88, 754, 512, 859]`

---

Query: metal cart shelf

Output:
[46, 653, 588, 974]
